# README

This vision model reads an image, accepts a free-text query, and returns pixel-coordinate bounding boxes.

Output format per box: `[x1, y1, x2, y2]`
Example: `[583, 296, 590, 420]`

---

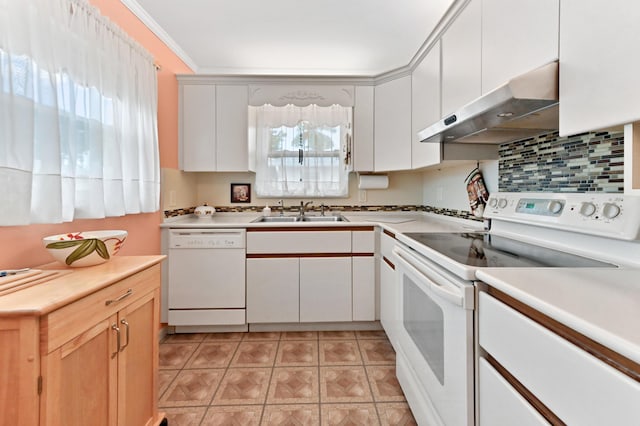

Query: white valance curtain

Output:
[253, 104, 352, 197]
[0, 0, 159, 225]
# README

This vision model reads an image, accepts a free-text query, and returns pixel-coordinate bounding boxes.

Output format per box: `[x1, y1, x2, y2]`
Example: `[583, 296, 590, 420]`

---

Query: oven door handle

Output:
[393, 247, 463, 307]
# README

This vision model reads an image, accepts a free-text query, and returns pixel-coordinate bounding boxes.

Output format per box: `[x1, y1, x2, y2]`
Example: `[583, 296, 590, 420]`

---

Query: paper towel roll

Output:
[358, 174, 389, 189]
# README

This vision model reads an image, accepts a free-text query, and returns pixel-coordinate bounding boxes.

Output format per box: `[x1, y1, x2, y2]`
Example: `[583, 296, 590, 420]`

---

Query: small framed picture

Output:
[230, 183, 251, 203]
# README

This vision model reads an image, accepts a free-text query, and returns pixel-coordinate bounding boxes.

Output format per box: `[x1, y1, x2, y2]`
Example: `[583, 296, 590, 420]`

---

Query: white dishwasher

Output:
[168, 228, 247, 331]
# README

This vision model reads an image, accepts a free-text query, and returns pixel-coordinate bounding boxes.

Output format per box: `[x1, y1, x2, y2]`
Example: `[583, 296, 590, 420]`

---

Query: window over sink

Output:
[249, 104, 352, 197]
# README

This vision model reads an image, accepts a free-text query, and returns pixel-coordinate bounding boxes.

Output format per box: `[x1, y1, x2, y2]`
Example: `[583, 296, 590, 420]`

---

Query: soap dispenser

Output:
[262, 204, 271, 216]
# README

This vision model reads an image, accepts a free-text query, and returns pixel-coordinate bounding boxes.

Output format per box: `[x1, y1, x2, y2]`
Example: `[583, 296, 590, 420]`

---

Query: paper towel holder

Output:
[357, 173, 389, 190]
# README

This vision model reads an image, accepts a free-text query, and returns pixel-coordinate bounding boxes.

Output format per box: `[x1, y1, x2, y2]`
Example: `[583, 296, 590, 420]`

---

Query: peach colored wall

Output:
[0, 1, 192, 269]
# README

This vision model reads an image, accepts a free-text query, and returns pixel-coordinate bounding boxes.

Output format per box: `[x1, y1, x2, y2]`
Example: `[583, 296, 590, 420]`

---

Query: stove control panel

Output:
[484, 192, 640, 240]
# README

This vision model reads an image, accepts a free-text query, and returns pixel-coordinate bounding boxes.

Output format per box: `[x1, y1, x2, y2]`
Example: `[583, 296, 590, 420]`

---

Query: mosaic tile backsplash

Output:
[499, 131, 624, 193]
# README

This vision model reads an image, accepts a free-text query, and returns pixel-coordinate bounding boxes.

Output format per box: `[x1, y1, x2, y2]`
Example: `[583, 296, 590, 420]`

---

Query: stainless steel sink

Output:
[251, 215, 347, 223]
[252, 216, 300, 223]
[302, 215, 347, 222]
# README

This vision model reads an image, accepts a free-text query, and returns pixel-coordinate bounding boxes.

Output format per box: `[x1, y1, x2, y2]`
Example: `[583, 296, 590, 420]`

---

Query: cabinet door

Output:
[379, 256, 396, 343]
[352, 256, 375, 321]
[353, 85, 375, 172]
[559, 0, 640, 135]
[441, 0, 481, 117]
[247, 258, 299, 323]
[374, 76, 412, 171]
[43, 317, 118, 426]
[117, 291, 159, 426]
[216, 85, 249, 171]
[181, 84, 216, 171]
[300, 257, 352, 322]
[482, 0, 558, 94]
[411, 41, 442, 169]
[0, 317, 39, 426]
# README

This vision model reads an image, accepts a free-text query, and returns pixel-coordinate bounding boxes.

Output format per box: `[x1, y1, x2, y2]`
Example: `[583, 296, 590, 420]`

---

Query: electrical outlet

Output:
[168, 190, 177, 207]
[359, 190, 367, 202]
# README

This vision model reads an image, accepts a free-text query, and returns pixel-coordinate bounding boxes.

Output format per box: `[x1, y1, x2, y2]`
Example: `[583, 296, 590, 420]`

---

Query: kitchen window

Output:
[250, 104, 352, 197]
[0, 0, 159, 225]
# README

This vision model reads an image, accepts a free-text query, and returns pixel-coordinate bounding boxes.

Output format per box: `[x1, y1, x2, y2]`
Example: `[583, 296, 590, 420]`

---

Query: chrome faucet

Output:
[277, 199, 284, 216]
[298, 201, 313, 218]
[320, 203, 327, 216]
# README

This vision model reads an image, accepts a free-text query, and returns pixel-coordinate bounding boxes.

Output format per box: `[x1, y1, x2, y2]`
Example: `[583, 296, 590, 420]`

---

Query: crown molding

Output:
[119, 0, 199, 72]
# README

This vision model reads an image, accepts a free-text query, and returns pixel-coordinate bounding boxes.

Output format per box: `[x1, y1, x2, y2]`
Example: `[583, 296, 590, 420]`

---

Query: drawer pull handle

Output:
[105, 289, 133, 306]
[119, 319, 130, 352]
[111, 324, 121, 358]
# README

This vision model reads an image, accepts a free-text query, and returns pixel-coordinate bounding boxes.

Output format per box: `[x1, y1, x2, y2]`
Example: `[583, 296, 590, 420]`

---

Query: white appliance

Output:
[168, 229, 247, 332]
[393, 192, 640, 426]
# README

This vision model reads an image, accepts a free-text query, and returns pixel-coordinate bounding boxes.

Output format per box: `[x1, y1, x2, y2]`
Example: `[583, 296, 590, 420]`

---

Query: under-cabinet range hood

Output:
[419, 61, 558, 144]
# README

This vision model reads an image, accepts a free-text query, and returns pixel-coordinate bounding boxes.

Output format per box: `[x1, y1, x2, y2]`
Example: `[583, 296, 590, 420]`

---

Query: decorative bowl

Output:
[194, 203, 215, 219]
[43, 230, 128, 267]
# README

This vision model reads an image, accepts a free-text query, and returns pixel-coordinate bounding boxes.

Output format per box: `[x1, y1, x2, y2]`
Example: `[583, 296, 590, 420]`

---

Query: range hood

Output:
[419, 61, 559, 144]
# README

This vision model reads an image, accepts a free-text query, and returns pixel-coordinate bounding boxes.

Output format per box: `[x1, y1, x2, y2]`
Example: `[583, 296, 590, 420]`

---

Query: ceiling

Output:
[125, 0, 455, 76]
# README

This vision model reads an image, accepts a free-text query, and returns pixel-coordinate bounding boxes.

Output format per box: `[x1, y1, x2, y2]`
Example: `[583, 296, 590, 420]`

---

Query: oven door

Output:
[393, 242, 474, 426]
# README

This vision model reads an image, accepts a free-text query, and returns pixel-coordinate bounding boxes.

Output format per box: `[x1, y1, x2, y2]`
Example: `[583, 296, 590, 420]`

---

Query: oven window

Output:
[403, 276, 445, 384]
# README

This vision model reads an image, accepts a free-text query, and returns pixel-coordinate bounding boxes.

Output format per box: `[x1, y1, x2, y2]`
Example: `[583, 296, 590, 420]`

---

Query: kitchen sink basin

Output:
[252, 216, 300, 223]
[252, 215, 347, 223]
[302, 215, 347, 222]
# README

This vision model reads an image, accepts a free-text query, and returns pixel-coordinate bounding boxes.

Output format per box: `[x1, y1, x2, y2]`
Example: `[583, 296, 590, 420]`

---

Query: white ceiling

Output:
[126, 0, 454, 76]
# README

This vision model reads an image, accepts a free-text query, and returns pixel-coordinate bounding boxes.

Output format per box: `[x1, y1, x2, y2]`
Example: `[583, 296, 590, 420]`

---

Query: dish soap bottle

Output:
[262, 204, 271, 217]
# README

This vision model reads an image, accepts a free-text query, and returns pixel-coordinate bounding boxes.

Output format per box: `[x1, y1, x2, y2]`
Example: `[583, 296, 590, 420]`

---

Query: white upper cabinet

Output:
[353, 85, 375, 172]
[374, 75, 412, 171]
[411, 41, 442, 169]
[216, 85, 249, 171]
[179, 83, 248, 171]
[481, 0, 559, 94]
[441, 0, 481, 117]
[559, 0, 640, 136]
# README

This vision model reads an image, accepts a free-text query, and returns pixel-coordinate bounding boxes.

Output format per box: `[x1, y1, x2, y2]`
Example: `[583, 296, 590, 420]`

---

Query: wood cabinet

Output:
[179, 83, 248, 171]
[246, 227, 375, 324]
[374, 76, 412, 171]
[411, 41, 442, 169]
[481, 0, 559, 94]
[559, 0, 640, 136]
[441, 0, 481, 117]
[0, 256, 165, 426]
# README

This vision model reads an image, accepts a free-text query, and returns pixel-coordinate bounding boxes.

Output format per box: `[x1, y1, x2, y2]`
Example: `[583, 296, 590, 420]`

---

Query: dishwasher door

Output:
[168, 229, 246, 327]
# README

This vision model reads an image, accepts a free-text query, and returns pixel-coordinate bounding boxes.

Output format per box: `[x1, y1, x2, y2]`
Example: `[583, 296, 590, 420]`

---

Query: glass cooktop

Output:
[402, 232, 616, 268]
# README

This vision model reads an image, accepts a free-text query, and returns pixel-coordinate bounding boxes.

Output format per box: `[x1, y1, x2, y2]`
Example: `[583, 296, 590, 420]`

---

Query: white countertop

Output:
[161, 211, 485, 234]
[476, 268, 640, 365]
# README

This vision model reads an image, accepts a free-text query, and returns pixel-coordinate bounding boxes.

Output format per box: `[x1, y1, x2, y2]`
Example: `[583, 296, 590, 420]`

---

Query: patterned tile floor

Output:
[159, 330, 417, 425]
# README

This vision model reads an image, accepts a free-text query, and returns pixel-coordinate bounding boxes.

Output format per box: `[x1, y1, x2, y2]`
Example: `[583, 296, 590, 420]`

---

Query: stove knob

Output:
[602, 202, 621, 219]
[548, 201, 563, 214]
[579, 202, 597, 217]
[489, 198, 498, 208]
[498, 198, 508, 209]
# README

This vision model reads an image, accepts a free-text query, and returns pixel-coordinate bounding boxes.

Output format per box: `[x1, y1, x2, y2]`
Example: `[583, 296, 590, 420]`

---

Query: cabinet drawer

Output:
[247, 231, 351, 254]
[380, 230, 396, 260]
[479, 357, 550, 426]
[352, 230, 375, 253]
[479, 292, 640, 425]
[43, 264, 161, 353]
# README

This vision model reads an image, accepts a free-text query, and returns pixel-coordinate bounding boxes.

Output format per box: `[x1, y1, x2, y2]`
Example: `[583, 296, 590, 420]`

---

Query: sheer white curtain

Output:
[0, 0, 159, 225]
[253, 104, 352, 197]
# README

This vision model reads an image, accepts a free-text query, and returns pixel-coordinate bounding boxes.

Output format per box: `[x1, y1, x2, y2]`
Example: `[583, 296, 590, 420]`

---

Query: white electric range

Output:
[391, 192, 640, 426]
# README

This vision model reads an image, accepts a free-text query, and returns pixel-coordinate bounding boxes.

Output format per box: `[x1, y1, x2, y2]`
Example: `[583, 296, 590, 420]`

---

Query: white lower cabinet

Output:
[300, 257, 352, 322]
[479, 291, 640, 425]
[479, 358, 550, 426]
[246, 227, 375, 324]
[247, 258, 299, 323]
